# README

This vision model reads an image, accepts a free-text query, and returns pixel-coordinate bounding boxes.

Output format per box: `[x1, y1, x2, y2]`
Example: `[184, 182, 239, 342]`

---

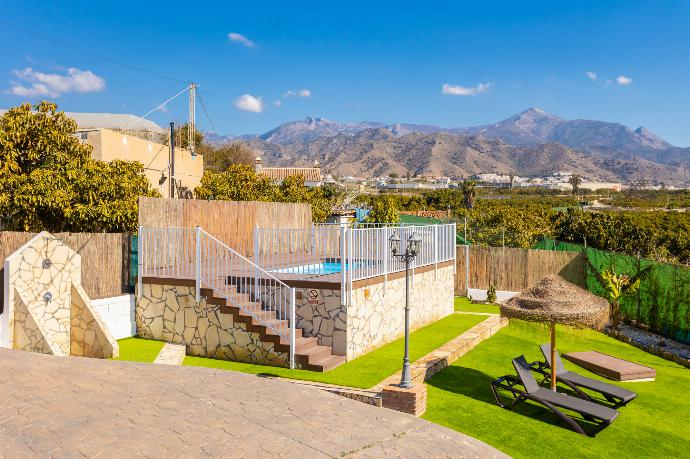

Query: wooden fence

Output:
[455, 245, 586, 295]
[138, 197, 313, 256]
[400, 210, 451, 219]
[1, 232, 132, 310]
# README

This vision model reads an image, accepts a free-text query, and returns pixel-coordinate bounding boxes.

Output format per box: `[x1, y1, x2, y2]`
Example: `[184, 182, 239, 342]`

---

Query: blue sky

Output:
[1, 0, 689, 145]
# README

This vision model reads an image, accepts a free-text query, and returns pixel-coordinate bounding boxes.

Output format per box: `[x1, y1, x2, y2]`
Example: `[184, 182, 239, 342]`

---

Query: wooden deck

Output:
[563, 351, 656, 381]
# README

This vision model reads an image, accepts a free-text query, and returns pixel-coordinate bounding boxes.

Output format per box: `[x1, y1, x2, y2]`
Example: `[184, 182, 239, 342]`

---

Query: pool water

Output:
[272, 262, 357, 275]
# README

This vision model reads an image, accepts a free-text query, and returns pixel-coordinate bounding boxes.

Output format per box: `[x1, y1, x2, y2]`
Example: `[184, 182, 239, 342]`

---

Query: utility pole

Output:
[188, 82, 197, 155]
[169, 122, 175, 199]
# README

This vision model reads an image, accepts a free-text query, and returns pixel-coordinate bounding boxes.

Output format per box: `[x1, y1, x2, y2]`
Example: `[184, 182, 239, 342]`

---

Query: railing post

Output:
[137, 226, 143, 299]
[433, 224, 438, 280]
[254, 226, 260, 301]
[452, 223, 457, 275]
[465, 243, 470, 297]
[383, 226, 388, 295]
[340, 224, 347, 307]
[348, 225, 353, 308]
[290, 287, 296, 369]
[195, 226, 201, 303]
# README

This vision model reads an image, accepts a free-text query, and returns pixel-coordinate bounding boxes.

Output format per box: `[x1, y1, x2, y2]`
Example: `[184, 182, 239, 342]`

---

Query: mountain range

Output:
[207, 109, 690, 185]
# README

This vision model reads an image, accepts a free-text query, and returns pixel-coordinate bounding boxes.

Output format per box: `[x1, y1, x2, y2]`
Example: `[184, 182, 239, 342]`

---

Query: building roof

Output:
[260, 167, 321, 182]
[0, 109, 164, 132]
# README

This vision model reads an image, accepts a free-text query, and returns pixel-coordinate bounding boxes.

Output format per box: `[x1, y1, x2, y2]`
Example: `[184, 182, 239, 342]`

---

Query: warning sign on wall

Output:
[307, 289, 320, 305]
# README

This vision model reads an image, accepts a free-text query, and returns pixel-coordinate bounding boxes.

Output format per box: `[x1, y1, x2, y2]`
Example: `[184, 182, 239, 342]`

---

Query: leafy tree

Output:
[461, 180, 477, 210]
[0, 102, 157, 232]
[195, 164, 275, 201]
[366, 196, 400, 224]
[588, 264, 645, 328]
[568, 174, 582, 195]
[194, 164, 335, 222]
[202, 141, 255, 172]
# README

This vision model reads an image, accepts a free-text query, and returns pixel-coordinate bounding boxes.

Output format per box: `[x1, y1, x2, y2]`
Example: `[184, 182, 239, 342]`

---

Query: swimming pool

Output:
[271, 261, 359, 275]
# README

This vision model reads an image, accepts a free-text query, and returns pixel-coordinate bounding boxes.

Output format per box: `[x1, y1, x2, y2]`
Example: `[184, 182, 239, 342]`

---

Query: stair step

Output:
[202, 282, 343, 373]
[303, 354, 347, 372]
[296, 344, 333, 362]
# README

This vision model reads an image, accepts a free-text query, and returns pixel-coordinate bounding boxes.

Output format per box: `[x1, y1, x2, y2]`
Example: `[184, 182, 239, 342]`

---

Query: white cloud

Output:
[234, 94, 263, 112]
[227, 32, 255, 48]
[616, 75, 632, 85]
[273, 99, 282, 107]
[441, 82, 490, 96]
[586, 71, 597, 80]
[10, 67, 105, 98]
[284, 88, 311, 98]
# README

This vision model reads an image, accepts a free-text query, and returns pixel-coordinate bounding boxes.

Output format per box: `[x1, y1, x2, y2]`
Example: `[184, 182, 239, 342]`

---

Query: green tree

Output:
[194, 164, 275, 201]
[589, 265, 643, 328]
[202, 141, 255, 172]
[0, 102, 157, 232]
[568, 174, 582, 196]
[194, 165, 335, 222]
[461, 180, 477, 210]
[366, 196, 400, 224]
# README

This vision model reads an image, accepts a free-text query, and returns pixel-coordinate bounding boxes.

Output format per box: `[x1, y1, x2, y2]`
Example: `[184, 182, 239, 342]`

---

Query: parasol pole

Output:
[550, 322, 557, 391]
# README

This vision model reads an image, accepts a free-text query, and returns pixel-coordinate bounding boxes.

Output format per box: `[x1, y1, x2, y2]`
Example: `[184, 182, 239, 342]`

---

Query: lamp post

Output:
[389, 230, 422, 389]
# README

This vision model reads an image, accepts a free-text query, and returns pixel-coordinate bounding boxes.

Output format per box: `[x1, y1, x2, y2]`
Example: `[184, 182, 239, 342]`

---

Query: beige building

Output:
[77, 128, 204, 198]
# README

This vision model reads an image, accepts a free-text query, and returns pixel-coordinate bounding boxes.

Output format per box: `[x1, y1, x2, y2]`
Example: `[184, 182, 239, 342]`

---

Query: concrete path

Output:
[154, 342, 186, 365]
[0, 349, 508, 458]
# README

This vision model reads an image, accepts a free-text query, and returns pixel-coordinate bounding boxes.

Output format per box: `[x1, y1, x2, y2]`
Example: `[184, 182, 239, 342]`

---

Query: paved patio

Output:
[0, 349, 507, 458]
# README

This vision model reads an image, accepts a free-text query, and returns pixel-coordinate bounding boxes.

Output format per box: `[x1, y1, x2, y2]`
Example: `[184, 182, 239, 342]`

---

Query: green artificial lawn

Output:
[184, 313, 485, 389]
[423, 322, 690, 458]
[454, 296, 500, 314]
[114, 336, 165, 363]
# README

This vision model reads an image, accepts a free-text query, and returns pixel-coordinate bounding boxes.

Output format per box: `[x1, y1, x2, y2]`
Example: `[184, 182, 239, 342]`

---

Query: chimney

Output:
[255, 155, 263, 173]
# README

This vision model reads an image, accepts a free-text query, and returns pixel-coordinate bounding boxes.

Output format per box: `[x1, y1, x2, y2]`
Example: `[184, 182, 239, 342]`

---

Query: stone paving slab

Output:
[154, 342, 186, 365]
[0, 348, 508, 458]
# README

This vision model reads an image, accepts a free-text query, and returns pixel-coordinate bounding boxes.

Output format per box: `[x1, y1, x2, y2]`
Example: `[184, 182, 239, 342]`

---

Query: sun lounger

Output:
[531, 344, 637, 407]
[491, 355, 619, 436]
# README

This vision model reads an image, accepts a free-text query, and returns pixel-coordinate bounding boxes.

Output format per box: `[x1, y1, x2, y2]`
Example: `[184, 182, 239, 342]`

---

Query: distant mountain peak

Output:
[515, 107, 561, 120]
[634, 126, 671, 149]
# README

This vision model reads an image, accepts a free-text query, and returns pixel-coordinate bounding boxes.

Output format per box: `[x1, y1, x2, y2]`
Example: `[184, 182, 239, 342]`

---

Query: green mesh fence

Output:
[535, 239, 690, 344]
[130, 235, 138, 287]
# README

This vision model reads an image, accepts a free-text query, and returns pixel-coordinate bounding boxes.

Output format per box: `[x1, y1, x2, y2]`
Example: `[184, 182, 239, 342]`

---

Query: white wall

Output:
[90, 294, 136, 340]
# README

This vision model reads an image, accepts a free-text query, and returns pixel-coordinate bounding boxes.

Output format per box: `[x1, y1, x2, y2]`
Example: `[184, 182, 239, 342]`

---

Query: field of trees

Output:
[360, 187, 690, 265]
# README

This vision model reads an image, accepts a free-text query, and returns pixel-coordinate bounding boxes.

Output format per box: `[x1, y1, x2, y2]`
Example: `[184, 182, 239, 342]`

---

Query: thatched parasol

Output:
[501, 275, 609, 390]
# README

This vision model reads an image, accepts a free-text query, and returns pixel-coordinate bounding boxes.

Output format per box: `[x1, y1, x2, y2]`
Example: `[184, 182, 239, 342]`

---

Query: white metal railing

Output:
[253, 222, 457, 283]
[138, 226, 297, 368]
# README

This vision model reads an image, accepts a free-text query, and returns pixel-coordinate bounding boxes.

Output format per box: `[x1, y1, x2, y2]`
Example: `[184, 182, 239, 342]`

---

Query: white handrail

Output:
[139, 226, 297, 369]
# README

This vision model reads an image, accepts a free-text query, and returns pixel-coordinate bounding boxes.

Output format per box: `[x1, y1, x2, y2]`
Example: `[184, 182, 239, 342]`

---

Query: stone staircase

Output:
[201, 282, 345, 372]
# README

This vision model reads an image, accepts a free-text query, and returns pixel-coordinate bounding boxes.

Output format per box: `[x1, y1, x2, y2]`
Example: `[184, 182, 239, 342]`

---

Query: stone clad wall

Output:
[347, 265, 454, 360]
[70, 284, 119, 358]
[3, 235, 80, 354]
[136, 282, 288, 367]
[1, 232, 118, 358]
[13, 288, 55, 354]
[294, 288, 346, 356]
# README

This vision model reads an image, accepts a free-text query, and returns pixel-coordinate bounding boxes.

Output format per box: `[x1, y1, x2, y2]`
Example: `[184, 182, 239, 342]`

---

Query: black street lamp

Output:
[389, 230, 422, 388]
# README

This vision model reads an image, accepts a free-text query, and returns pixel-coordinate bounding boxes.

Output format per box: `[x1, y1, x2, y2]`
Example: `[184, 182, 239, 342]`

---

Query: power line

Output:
[196, 89, 217, 133]
[0, 19, 186, 84]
